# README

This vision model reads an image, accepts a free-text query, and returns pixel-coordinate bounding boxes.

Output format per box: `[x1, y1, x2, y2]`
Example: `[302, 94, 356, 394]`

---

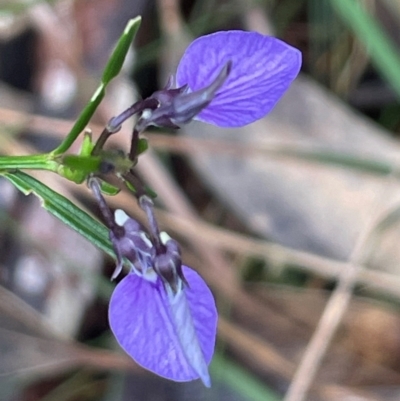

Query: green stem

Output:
[51, 85, 105, 156]
[50, 18, 142, 156]
[0, 154, 58, 172]
[62, 155, 102, 172]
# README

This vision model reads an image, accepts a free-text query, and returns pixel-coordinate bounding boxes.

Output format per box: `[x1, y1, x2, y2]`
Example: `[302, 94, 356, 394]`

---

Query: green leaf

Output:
[124, 180, 137, 194]
[52, 85, 105, 156]
[58, 155, 102, 183]
[52, 16, 142, 156]
[100, 181, 121, 196]
[102, 16, 142, 83]
[80, 131, 96, 156]
[3, 171, 114, 258]
[137, 138, 149, 155]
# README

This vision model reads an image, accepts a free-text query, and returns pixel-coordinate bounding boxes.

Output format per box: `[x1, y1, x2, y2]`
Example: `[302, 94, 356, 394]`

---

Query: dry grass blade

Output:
[218, 318, 294, 379]
[0, 284, 60, 340]
[284, 179, 397, 401]
[0, 327, 138, 380]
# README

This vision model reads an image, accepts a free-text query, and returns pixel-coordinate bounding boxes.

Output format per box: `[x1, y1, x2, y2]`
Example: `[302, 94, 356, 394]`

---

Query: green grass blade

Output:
[329, 0, 400, 97]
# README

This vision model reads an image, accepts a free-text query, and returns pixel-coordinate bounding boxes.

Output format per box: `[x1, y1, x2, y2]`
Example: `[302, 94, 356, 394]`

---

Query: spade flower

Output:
[89, 177, 216, 386]
[108, 205, 217, 387]
[136, 30, 301, 131]
[105, 30, 301, 387]
[175, 30, 301, 127]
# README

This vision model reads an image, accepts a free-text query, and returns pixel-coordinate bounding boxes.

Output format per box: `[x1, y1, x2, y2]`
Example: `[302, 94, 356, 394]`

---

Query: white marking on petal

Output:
[166, 286, 211, 387]
[115, 209, 130, 226]
[160, 231, 172, 245]
[166, 279, 183, 297]
[139, 232, 153, 248]
[143, 268, 157, 282]
[111, 262, 124, 281]
[141, 109, 152, 120]
[109, 267, 216, 384]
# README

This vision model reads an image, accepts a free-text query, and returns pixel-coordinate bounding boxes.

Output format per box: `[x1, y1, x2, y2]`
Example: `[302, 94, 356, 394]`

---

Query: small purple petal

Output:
[176, 30, 302, 127]
[109, 266, 217, 385]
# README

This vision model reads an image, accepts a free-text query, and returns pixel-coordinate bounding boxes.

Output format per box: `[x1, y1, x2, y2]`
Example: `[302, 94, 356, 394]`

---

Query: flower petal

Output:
[108, 266, 217, 385]
[176, 30, 302, 127]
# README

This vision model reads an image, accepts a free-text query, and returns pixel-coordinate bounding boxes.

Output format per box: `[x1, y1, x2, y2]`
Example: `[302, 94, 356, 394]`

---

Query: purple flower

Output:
[133, 31, 301, 132]
[175, 30, 302, 127]
[109, 264, 217, 386]
[108, 209, 217, 387]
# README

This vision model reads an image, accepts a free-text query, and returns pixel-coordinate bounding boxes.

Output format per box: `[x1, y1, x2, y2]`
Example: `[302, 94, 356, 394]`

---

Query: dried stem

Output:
[283, 176, 397, 401]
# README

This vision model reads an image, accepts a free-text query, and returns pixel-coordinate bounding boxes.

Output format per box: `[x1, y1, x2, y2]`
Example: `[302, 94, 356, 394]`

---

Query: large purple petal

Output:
[108, 266, 217, 386]
[176, 30, 302, 127]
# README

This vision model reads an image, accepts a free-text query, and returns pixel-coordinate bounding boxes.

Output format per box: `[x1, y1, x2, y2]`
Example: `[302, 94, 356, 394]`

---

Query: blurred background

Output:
[2, 0, 400, 400]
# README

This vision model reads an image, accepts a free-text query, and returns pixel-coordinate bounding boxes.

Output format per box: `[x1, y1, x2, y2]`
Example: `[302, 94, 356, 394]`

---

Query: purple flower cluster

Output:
[96, 29, 301, 386]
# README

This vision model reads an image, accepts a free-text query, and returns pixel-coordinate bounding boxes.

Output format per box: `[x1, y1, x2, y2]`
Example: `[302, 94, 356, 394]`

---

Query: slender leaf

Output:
[52, 17, 142, 155]
[52, 85, 105, 156]
[3, 171, 113, 258]
[0, 154, 57, 171]
[102, 16, 141, 83]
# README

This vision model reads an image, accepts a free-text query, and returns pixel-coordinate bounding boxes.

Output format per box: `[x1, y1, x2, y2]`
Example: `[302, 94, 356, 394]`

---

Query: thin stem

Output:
[91, 127, 114, 156]
[122, 171, 146, 198]
[109, 98, 158, 130]
[139, 195, 163, 251]
[129, 127, 141, 160]
[0, 154, 57, 172]
[88, 177, 117, 231]
[92, 98, 159, 156]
